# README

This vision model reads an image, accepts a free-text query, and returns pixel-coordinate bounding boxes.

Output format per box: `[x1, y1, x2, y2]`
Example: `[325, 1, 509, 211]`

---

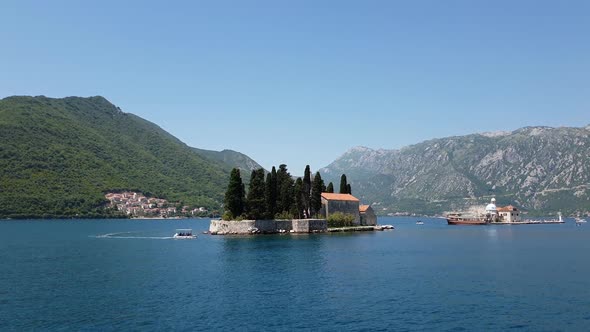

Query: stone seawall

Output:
[209, 219, 327, 235]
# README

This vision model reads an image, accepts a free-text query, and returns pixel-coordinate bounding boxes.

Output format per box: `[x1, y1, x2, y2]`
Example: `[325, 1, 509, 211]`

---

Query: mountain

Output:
[0, 95, 233, 218]
[321, 126, 590, 215]
[192, 148, 265, 175]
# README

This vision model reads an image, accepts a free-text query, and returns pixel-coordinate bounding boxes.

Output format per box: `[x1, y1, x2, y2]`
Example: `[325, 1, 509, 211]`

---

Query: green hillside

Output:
[0, 96, 229, 218]
[192, 147, 265, 175]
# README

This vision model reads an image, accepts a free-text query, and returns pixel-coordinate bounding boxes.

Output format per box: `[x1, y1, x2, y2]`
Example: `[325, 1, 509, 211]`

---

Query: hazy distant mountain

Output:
[0, 96, 233, 218]
[321, 126, 590, 215]
[192, 148, 265, 175]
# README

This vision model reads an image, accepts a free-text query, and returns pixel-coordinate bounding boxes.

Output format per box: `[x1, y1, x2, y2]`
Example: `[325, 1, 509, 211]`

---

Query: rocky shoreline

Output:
[209, 219, 394, 235]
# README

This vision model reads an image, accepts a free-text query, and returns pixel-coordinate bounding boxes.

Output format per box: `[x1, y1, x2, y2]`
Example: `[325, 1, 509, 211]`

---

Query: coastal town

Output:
[105, 192, 209, 218]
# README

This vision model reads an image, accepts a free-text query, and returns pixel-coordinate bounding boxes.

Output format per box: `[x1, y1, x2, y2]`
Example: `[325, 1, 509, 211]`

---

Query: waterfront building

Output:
[485, 198, 498, 221]
[498, 205, 521, 222]
[320, 193, 361, 225]
[359, 205, 377, 226]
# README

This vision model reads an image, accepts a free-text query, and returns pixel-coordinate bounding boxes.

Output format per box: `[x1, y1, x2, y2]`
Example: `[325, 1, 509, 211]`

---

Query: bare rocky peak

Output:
[321, 125, 590, 214]
[479, 131, 511, 138]
[513, 126, 555, 136]
[348, 146, 374, 153]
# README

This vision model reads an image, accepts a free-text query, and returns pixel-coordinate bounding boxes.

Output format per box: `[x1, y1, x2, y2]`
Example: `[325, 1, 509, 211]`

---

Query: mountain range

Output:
[2, 95, 588, 218]
[320, 126, 590, 216]
[0, 96, 258, 218]
[191, 147, 264, 175]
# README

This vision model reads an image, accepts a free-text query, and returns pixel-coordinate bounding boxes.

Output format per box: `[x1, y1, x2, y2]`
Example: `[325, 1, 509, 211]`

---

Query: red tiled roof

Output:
[359, 205, 370, 212]
[321, 193, 360, 202]
[498, 205, 517, 212]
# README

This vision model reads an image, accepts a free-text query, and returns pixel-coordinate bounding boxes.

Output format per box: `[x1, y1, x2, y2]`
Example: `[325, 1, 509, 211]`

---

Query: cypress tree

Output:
[310, 172, 324, 217]
[347, 183, 352, 195]
[280, 177, 294, 215]
[303, 165, 312, 218]
[224, 168, 245, 218]
[243, 170, 255, 214]
[276, 164, 294, 214]
[294, 178, 305, 219]
[264, 166, 278, 218]
[326, 182, 334, 193]
[264, 171, 274, 218]
[246, 168, 266, 219]
[339, 174, 348, 194]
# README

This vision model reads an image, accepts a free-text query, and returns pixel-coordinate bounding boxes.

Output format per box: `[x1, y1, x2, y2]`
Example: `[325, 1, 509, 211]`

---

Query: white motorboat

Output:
[575, 218, 587, 224]
[173, 229, 196, 239]
[416, 221, 424, 225]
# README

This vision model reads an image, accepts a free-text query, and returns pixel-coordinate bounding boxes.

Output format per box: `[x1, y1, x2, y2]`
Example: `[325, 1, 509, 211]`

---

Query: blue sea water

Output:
[1, 217, 589, 331]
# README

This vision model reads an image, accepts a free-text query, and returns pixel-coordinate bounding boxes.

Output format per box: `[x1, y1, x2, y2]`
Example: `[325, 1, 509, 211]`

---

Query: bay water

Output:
[1, 217, 589, 331]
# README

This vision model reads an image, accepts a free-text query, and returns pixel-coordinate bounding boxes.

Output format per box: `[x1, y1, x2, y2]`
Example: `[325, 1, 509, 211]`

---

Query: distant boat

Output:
[416, 221, 424, 225]
[575, 218, 587, 224]
[446, 213, 489, 225]
[173, 229, 196, 239]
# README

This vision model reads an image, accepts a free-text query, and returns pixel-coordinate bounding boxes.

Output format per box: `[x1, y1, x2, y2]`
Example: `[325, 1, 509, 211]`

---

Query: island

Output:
[210, 165, 386, 235]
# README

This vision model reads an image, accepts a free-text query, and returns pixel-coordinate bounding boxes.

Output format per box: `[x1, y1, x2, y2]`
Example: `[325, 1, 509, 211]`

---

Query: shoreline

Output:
[492, 220, 565, 225]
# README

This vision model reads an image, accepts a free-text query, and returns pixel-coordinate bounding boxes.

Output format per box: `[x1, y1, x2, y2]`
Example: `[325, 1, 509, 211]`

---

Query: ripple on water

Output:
[1, 218, 590, 331]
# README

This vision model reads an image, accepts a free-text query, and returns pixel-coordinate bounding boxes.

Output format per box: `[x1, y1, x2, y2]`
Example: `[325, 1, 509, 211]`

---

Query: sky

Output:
[1, 0, 589, 174]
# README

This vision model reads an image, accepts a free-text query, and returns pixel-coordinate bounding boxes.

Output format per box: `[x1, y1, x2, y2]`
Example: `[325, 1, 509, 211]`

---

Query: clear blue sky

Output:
[1, 1, 589, 174]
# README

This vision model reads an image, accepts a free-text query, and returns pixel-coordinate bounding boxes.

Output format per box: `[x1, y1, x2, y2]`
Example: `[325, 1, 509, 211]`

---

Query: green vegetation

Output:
[293, 178, 305, 219]
[339, 174, 348, 194]
[0, 96, 229, 218]
[264, 167, 277, 218]
[327, 212, 355, 227]
[277, 164, 294, 214]
[192, 147, 265, 181]
[310, 172, 324, 216]
[339, 174, 352, 194]
[303, 165, 312, 217]
[224, 169, 245, 219]
[245, 169, 265, 219]
[326, 182, 334, 193]
[223, 164, 327, 220]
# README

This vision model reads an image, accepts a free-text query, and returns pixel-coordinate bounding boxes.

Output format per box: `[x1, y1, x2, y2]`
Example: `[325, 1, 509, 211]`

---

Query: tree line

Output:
[223, 164, 352, 220]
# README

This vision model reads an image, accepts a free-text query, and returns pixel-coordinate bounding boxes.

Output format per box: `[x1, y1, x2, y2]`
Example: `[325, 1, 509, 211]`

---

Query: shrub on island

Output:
[222, 212, 245, 221]
[327, 212, 355, 228]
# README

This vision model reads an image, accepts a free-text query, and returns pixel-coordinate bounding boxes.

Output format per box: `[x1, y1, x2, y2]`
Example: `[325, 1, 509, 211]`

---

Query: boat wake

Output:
[93, 232, 173, 240]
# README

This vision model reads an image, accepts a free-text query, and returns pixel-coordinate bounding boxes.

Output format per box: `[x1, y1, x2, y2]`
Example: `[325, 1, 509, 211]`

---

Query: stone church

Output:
[320, 193, 377, 226]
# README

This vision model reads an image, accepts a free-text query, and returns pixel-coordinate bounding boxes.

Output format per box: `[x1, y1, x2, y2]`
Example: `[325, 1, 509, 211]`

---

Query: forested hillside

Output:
[0, 96, 229, 218]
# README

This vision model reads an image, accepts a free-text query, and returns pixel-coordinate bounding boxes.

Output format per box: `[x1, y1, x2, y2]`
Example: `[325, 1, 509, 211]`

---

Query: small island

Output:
[210, 165, 385, 235]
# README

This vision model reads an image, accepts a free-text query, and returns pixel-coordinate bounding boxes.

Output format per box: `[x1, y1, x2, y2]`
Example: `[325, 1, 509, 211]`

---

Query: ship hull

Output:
[446, 219, 489, 225]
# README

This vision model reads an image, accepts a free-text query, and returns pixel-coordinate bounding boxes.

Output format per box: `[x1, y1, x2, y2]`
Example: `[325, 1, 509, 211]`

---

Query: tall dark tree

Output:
[276, 164, 294, 214]
[303, 165, 312, 217]
[264, 168, 277, 218]
[326, 182, 334, 193]
[310, 172, 324, 217]
[339, 174, 348, 194]
[346, 183, 352, 195]
[224, 168, 245, 218]
[293, 177, 305, 219]
[279, 177, 294, 215]
[246, 168, 266, 219]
